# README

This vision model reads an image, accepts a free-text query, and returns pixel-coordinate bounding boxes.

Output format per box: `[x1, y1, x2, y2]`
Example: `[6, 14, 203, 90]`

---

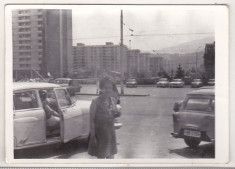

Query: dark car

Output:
[156, 78, 169, 88]
[126, 79, 137, 88]
[171, 87, 215, 148]
[54, 78, 82, 96]
[208, 79, 215, 86]
[191, 79, 203, 88]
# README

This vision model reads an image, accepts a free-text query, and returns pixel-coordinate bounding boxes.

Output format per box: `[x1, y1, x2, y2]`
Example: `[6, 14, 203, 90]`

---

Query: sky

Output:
[72, 5, 215, 52]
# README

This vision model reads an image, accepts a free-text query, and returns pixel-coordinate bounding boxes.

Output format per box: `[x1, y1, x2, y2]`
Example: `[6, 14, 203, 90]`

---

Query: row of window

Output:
[18, 27, 42, 32]
[19, 16, 30, 20]
[19, 58, 31, 61]
[19, 28, 30, 32]
[19, 34, 30, 38]
[19, 64, 42, 68]
[18, 21, 43, 26]
[19, 46, 31, 50]
[19, 64, 30, 67]
[19, 52, 31, 56]
[19, 34, 42, 38]
[19, 58, 42, 61]
[19, 46, 45, 50]
[19, 40, 31, 44]
[18, 9, 42, 14]
[19, 52, 43, 56]
[19, 40, 42, 44]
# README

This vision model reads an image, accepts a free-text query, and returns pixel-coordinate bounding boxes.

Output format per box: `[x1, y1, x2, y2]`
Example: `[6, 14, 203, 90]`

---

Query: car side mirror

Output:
[173, 101, 183, 112]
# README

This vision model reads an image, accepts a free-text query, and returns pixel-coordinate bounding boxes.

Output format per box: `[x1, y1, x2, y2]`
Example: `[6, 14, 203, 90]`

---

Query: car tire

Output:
[184, 138, 201, 148]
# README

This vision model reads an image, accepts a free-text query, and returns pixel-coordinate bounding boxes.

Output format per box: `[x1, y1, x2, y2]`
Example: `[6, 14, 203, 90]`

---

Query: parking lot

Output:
[15, 85, 215, 159]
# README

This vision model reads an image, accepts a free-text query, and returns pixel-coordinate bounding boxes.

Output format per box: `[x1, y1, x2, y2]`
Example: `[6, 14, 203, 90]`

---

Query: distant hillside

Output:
[158, 52, 205, 71]
[158, 36, 215, 54]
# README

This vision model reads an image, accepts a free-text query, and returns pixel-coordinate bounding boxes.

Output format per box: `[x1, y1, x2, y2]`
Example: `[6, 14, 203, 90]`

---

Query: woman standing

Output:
[88, 77, 118, 159]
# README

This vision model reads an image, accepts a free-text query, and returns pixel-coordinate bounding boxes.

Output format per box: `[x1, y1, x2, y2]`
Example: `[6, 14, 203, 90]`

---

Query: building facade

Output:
[127, 49, 141, 78]
[73, 42, 128, 78]
[149, 55, 165, 77]
[139, 52, 150, 76]
[12, 9, 72, 80]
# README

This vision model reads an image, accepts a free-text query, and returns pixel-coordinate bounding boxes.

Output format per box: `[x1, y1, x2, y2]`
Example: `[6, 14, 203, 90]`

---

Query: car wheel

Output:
[184, 138, 201, 148]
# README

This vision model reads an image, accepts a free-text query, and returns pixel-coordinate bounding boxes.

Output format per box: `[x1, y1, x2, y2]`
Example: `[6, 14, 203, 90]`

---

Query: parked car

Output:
[54, 78, 82, 96]
[171, 87, 215, 148]
[208, 79, 215, 86]
[169, 79, 185, 88]
[156, 78, 169, 88]
[191, 79, 203, 88]
[13, 82, 122, 150]
[126, 79, 137, 88]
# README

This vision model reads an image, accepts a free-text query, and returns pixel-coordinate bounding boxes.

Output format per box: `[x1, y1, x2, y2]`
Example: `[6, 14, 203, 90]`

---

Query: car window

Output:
[173, 79, 182, 82]
[184, 98, 212, 112]
[55, 80, 61, 84]
[55, 89, 72, 107]
[71, 80, 80, 86]
[14, 91, 38, 110]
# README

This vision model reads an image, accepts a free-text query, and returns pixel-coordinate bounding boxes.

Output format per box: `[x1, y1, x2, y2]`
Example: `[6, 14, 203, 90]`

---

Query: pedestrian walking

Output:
[88, 77, 119, 159]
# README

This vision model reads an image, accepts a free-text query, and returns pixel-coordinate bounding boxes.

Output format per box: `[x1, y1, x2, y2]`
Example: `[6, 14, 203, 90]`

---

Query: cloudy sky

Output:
[72, 5, 215, 52]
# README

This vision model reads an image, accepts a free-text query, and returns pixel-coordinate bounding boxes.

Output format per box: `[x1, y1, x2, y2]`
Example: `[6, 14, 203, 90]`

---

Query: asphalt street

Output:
[15, 85, 215, 159]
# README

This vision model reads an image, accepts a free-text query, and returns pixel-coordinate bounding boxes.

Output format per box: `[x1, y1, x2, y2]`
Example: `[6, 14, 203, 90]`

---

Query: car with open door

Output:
[171, 87, 215, 148]
[13, 82, 90, 150]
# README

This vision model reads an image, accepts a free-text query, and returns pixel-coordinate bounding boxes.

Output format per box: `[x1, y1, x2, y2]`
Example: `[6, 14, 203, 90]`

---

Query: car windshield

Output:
[173, 79, 182, 82]
[184, 97, 213, 112]
[159, 78, 168, 81]
[193, 79, 201, 82]
[127, 79, 136, 82]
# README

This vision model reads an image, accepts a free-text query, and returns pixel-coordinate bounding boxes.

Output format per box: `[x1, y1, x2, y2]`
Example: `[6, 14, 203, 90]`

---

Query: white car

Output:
[156, 78, 169, 88]
[169, 79, 185, 88]
[191, 79, 203, 88]
[13, 82, 121, 150]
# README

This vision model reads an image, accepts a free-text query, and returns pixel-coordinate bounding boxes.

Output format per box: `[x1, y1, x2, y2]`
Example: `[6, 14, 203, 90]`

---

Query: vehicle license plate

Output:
[184, 130, 201, 138]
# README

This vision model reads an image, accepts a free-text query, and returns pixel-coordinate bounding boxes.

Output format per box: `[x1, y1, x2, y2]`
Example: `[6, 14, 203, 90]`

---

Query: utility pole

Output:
[120, 10, 124, 94]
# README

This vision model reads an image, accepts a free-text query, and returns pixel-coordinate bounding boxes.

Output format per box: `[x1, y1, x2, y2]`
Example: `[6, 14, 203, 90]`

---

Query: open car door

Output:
[54, 88, 84, 143]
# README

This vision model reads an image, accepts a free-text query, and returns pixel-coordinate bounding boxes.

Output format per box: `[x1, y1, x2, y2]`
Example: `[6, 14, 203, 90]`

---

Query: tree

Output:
[175, 64, 185, 79]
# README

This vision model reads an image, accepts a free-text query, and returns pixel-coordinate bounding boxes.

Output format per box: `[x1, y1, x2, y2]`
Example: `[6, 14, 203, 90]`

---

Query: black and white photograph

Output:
[4, 4, 229, 165]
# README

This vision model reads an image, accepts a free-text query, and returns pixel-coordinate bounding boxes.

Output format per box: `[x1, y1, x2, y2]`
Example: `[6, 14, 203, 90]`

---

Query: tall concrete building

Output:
[127, 49, 141, 78]
[139, 52, 150, 75]
[149, 55, 165, 77]
[12, 9, 72, 79]
[73, 42, 128, 78]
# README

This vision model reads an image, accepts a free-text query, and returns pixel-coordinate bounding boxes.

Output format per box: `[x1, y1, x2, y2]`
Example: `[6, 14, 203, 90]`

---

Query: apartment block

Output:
[12, 9, 72, 79]
[127, 49, 141, 78]
[73, 42, 128, 77]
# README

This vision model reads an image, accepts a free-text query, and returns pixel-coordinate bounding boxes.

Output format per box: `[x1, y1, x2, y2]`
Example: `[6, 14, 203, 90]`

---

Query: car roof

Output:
[187, 87, 214, 96]
[13, 82, 60, 91]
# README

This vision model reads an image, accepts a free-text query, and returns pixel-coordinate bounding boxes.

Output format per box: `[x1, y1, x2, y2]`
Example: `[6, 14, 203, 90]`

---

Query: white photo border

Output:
[4, 4, 229, 167]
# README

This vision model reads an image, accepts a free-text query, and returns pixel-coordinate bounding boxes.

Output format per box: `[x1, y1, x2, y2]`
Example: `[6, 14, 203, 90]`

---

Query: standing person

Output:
[88, 77, 118, 159]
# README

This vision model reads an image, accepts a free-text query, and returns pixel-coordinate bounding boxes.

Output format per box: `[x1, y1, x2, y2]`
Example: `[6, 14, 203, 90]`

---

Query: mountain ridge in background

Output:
[158, 36, 215, 54]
